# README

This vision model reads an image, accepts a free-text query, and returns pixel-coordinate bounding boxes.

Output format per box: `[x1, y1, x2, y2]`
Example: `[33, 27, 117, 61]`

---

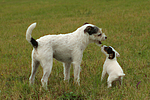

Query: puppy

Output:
[26, 22, 107, 89]
[101, 45, 125, 88]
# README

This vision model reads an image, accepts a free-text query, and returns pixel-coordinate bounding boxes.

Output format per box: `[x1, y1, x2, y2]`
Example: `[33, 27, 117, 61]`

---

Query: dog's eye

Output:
[98, 34, 102, 36]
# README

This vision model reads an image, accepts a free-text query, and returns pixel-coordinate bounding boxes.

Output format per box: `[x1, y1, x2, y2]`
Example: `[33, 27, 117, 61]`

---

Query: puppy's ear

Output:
[84, 26, 98, 35]
[116, 52, 120, 57]
[83, 22, 89, 25]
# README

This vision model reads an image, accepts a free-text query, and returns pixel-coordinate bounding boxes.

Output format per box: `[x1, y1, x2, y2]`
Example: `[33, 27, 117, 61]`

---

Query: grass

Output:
[0, 0, 150, 99]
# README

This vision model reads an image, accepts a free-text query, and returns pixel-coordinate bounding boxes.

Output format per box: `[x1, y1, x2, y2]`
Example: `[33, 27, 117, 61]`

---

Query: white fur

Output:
[26, 22, 107, 89]
[101, 45, 125, 88]
[26, 23, 36, 43]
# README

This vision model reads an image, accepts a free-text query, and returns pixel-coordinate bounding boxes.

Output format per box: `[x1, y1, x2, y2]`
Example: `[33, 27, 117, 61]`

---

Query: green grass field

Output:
[0, 0, 150, 99]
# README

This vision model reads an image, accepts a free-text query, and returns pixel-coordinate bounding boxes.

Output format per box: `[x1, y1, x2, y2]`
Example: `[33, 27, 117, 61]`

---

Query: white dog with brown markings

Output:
[101, 45, 125, 88]
[26, 22, 107, 89]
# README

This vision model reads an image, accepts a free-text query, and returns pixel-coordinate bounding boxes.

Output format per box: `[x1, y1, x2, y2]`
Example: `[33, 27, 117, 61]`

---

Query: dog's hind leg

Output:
[41, 58, 53, 90]
[63, 62, 71, 82]
[107, 75, 115, 88]
[107, 80, 112, 88]
[29, 59, 40, 85]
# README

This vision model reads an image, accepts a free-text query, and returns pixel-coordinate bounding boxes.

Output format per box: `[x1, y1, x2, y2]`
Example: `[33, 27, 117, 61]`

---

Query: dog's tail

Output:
[26, 23, 38, 48]
[119, 73, 125, 77]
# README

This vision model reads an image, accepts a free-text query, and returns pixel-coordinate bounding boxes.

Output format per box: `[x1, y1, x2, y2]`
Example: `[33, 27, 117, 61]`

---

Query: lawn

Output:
[0, 0, 150, 99]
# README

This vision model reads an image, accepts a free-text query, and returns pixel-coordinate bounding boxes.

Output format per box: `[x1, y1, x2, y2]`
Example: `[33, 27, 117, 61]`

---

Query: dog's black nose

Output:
[105, 37, 107, 39]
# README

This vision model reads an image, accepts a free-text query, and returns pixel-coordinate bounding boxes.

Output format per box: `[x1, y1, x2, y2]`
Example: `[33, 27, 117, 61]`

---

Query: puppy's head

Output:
[83, 23, 107, 46]
[101, 45, 120, 59]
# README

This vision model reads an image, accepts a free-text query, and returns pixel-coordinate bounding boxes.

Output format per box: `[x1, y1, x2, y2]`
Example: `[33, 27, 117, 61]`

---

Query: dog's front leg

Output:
[63, 62, 71, 82]
[119, 76, 123, 85]
[101, 69, 106, 81]
[73, 62, 81, 85]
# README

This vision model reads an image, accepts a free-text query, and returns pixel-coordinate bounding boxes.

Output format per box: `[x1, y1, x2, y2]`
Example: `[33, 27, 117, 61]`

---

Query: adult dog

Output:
[26, 22, 107, 89]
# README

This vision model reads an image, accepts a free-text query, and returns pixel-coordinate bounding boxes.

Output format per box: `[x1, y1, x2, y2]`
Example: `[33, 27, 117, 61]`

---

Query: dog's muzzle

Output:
[99, 36, 107, 44]
[99, 41, 102, 44]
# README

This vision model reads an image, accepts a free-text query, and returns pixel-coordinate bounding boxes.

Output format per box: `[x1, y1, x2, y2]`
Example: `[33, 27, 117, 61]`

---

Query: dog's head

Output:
[83, 23, 107, 46]
[101, 45, 120, 59]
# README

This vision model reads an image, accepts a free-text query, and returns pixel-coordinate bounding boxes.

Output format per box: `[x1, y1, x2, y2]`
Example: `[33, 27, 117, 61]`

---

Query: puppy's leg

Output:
[101, 69, 106, 81]
[107, 75, 114, 88]
[41, 58, 53, 90]
[29, 59, 40, 85]
[119, 76, 123, 85]
[107, 75, 119, 88]
[73, 62, 81, 85]
[107, 81, 112, 88]
[63, 62, 71, 82]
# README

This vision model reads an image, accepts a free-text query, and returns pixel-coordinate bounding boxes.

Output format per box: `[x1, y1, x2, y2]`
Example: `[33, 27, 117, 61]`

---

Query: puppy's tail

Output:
[26, 22, 38, 48]
[119, 73, 125, 77]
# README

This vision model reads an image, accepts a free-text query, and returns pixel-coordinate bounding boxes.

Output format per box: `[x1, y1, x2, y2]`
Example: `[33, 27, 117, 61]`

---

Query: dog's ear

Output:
[116, 52, 120, 57]
[84, 26, 98, 35]
[83, 22, 89, 25]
